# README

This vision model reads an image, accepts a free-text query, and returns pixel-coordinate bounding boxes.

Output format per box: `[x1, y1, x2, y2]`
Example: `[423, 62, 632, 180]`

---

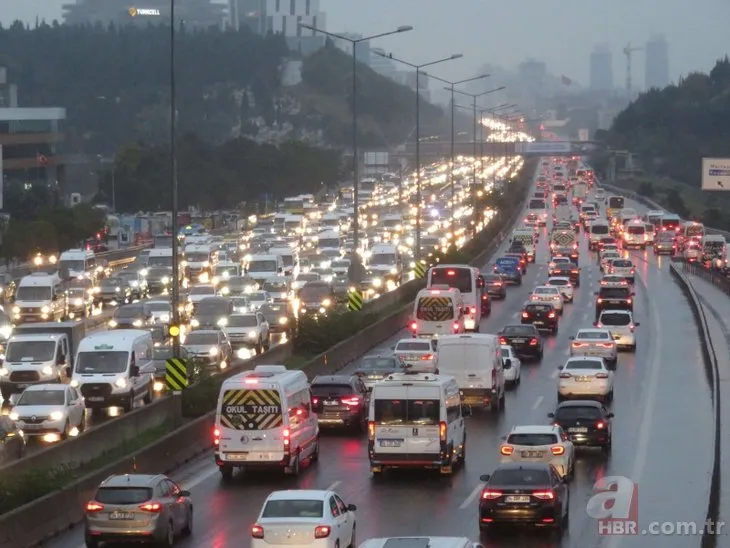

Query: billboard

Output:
[701, 157, 730, 191]
[518, 141, 572, 154]
[578, 129, 590, 141]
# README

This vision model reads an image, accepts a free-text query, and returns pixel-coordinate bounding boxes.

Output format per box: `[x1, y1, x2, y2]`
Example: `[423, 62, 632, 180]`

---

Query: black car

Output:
[498, 324, 543, 360]
[550, 263, 580, 287]
[548, 400, 613, 452]
[354, 354, 403, 390]
[478, 463, 569, 532]
[482, 274, 507, 299]
[259, 303, 293, 334]
[507, 243, 528, 263]
[521, 302, 559, 334]
[310, 375, 369, 432]
[595, 286, 633, 319]
[109, 303, 152, 329]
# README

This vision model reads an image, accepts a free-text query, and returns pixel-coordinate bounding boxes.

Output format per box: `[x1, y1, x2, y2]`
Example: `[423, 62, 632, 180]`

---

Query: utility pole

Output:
[170, 0, 181, 359]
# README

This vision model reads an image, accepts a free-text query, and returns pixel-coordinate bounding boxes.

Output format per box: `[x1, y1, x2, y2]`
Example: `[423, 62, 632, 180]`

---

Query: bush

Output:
[293, 309, 382, 356]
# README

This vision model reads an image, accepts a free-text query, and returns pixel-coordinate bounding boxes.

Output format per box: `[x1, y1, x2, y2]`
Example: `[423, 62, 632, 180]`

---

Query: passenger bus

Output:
[659, 214, 681, 234]
[426, 264, 481, 332]
[606, 196, 625, 219]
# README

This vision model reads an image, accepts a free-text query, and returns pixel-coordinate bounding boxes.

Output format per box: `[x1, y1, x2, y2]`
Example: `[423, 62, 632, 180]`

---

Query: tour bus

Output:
[606, 196, 625, 220]
[410, 286, 465, 339]
[658, 214, 682, 234]
[426, 264, 481, 332]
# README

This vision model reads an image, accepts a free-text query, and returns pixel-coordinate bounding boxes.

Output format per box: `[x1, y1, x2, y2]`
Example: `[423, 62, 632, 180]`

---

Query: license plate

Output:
[569, 427, 588, 433]
[379, 439, 402, 447]
[226, 452, 249, 461]
[534, 321, 545, 325]
[511, 338, 526, 343]
[23, 423, 41, 429]
[405, 355, 421, 361]
[323, 400, 338, 406]
[86, 396, 104, 402]
[505, 495, 530, 503]
[578, 376, 591, 382]
[521, 450, 544, 458]
[109, 511, 134, 520]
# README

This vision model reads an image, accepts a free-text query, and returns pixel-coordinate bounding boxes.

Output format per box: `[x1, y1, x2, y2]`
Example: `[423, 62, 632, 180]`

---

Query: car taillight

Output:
[213, 427, 220, 446]
[598, 343, 614, 348]
[629, 324, 635, 331]
[481, 490, 502, 500]
[571, 270, 579, 274]
[597, 298, 603, 303]
[439, 421, 447, 441]
[312, 397, 319, 406]
[314, 526, 331, 539]
[341, 396, 360, 407]
[596, 322, 603, 327]
[627, 298, 632, 304]
[551, 445, 565, 455]
[368, 421, 375, 440]
[421, 354, 434, 360]
[529, 338, 538, 346]
[532, 490, 555, 500]
[521, 312, 529, 318]
[470, 306, 477, 314]
[548, 312, 556, 318]
[499, 337, 507, 345]
[595, 372, 609, 379]
[410, 321, 417, 331]
[453, 321, 460, 332]
[139, 502, 162, 512]
[482, 294, 489, 301]
[85, 502, 104, 513]
[283, 428, 290, 447]
[252, 525, 265, 538]
[500, 445, 514, 455]
[559, 372, 572, 378]
[596, 421, 606, 429]
[572, 342, 585, 347]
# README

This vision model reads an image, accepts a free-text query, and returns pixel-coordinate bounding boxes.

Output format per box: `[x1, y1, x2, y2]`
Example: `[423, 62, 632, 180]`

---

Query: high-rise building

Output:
[589, 45, 614, 90]
[63, 0, 227, 27]
[331, 33, 370, 65]
[518, 59, 547, 97]
[645, 35, 669, 89]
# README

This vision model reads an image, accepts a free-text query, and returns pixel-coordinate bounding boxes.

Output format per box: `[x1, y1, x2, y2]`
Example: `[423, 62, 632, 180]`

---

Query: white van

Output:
[246, 254, 283, 283]
[214, 365, 318, 480]
[368, 372, 467, 476]
[623, 220, 647, 249]
[13, 272, 68, 323]
[436, 334, 505, 412]
[412, 286, 465, 339]
[58, 248, 95, 279]
[588, 220, 611, 250]
[70, 330, 154, 412]
[268, 246, 297, 277]
[510, 228, 537, 262]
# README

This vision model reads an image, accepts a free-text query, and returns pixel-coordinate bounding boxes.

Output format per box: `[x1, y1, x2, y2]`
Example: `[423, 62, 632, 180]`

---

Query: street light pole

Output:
[378, 51, 464, 260]
[300, 24, 413, 281]
[170, 0, 181, 359]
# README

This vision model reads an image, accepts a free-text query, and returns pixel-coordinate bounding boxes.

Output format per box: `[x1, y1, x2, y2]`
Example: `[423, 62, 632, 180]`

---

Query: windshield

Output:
[318, 238, 340, 248]
[430, 267, 472, 293]
[227, 315, 258, 327]
[298, 285, 331, 301]
[502, 326, 535, 336]
[16, 287, 52, 301]
[248, 260, 277, 272]
[68, 287, 86, 297]
[555, 406, 601, 420]
[60, 260, 85, 272]
[528, 199, 546, 209]
[627, 226, 645, 234]
[190, 286, 215, 296]
[215, 266, 238, 276]
[370, 253, 396, 266]
[185, 332, 218, 345]
[600, 313, 631, 326]
[114, 305, 144, 319]
[490, 468, 550, 486]
[250, 292, 268, 301]
[6, 341, 56, 362]
[311, 384, 353, 396]
[600, 288, 630, 298]
[262, 500, 323, 519]
[148, 256, 173, 267]
[263, 281, 288, 292]
[186, 252, 209, 262]
[534, 287, 558, 295]
[75, 351, 129, 374]
[17, 389, 65, 406]
[553, 184, 566, 192]
[96, 487, 152, 505]
[101, 278, 122, 287]
[360, 357, 397, 370]
[591, 224, 609, 235]
[548, 279, 569, 286]
[373, 399, 439, 425]
[395, 341, 431, 352]
[153, 348, 174, 360]
[507, 433, 559, 446]
[145, 302, 170, 312]
[577, 331, 610, 340]
[331, 261, 349, 269]
[148, 267, 172, 278]
[608, 197, 625, 208]
[565, 359, 604, 369]
[196, 300, 229, 315]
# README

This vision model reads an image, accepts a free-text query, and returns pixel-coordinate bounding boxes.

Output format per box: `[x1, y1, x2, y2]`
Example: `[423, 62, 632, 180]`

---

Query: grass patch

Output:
[0, 424, 171, 515]
[284, 353, 315, 370]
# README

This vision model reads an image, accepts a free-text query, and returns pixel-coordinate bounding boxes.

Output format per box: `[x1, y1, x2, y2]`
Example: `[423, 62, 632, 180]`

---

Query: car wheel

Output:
[85, 538, 100, 548]
[630, 343, 636, 351]
[552, 325, 559, 335]
[311, 436, 320, 462]
[60, 420, 70, 440]
[287, 453, 301, 476]
[603, 437, 612, 454]
[348, 525, 356, 548]
[161, 521, 174, 547]
[182, 508, 193, 537]
[122, 391, 134, 413]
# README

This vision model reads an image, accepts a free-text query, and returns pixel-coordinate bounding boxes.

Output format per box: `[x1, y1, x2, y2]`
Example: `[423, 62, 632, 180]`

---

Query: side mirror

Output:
[347, 504, 357, 512]
[64, 366, 72, 378]
[568, 336, 575, 340]
[631, 292, 635, 296]
[634, 322, 640, 327]
[503, 358, 512, 369]
[179, 490, 191, 497]
[606, 412, 614, 418]
[57, 354, 66, 365]
[130, 365, 140, 377]
[547, 412, 555, 418]
[461, 405, 472, 417]
[499, 435, 506, 441]
[479, 474, 491, 482]
[390, 346, 395, 351]
[592, 321, 598, 327]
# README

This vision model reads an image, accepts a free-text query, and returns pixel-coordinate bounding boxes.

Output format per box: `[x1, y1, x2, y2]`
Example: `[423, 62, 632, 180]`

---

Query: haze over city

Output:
[3, 0, 730, 86]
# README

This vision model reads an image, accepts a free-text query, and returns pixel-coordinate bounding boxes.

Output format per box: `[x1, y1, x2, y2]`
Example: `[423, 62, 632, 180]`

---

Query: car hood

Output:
[13, 404, 65, 417]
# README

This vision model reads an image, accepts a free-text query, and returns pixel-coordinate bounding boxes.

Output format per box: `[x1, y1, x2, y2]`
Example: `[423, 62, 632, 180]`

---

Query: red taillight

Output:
[439, 421, 447, 441]
[597, 298, 603, 303]
[558, 372, 571, 378]
[595, 372, 609, 378]
[453, 321, 460, 332]
[315, 526, 331, 539]
[368, 421, 375, 440]
[85, 502, 104, 513]
[481, 490, 502, 500]
[283, 428, 290, 447]
[529, 338, 538, 346]
[500, 444, 514, 455]
[551, 445, 565, 455]
[341, 396, 360, 406]
[521, 311, 529, 318]
[410, 321, 417, 331]
[499, 337, 507, 345]
[421, 353, 434, 360]
[548, 312, 556, 318]
[627, 298, 632, 304]
[532, 490, 555, 500]
[252, 524, 265, 539]
[469, 306, 476, 314]
[596, 421, 606, 429]
[139, 502, 162, 512]
[598, 343, 614, 348]
[213, 427, 220, 446]
[312, 397, 319, 405]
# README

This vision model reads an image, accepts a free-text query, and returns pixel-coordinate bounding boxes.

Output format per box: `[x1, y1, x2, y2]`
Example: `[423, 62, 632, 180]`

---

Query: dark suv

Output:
[498, 324, 543, 361]
[594, 286, 633, 319]
[521, 302, 559, 334]
[310, 375, 369, 433]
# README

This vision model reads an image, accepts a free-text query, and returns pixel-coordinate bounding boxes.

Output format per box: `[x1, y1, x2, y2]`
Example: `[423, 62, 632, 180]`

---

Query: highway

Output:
[45, 184, 715, 548]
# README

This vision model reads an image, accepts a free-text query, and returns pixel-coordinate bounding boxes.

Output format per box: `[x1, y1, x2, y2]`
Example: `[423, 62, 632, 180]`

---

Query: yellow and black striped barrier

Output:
[348, 289, 364, 311]
[165, 357, 188, 391]
[414, 261, 427, 279]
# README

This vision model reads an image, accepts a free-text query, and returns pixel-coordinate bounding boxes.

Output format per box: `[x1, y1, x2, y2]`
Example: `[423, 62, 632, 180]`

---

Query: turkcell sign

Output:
[520, 141, 572, 154]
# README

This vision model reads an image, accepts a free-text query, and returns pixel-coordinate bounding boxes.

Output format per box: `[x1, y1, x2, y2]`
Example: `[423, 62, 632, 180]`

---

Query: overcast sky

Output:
[4, 0, 729, 87]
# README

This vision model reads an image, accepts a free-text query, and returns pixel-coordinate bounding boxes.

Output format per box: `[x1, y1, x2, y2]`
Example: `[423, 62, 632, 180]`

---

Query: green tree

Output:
[665, 188, 690, 218]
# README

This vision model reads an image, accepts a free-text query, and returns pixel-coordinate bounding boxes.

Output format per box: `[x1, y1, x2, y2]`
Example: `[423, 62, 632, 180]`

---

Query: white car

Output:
[608, 258, 635, 283]
[248, 291, 272, 310]
[10, 384, 85, 441]
[187, 284, 216, 305]
[599, 274, 630, 288]
[252, 489, 356, 548]
[223, 313, 271, 355]
[548, 256, 573, 272]
[144, 299, 172, 324]
[393, 338, 438, 373]
[594, 189, 606, 201]
[599, 251, 621, 272]
[569, 328, 618, 366]
[600, 243, 620, 254]
[499, 425, 575, 479]
[684, 243, 702, 262]
[545, 277, 574, 303]
[596, 310, 639, 351]
[529, 286, 564, 314]
[558, 356, 614, 402]
[500, 344, 521, 386]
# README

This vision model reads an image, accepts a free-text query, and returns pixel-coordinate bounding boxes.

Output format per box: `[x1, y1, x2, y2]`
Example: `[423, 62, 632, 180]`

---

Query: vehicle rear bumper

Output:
[369, 452, 448, 469]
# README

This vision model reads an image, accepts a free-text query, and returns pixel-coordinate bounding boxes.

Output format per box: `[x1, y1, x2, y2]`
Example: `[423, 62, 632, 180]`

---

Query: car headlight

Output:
[41, 305, 50, 314]
[209, 347, 219, 356]
[161, 276, 170, 284]
[390, 267, 397, 274]
[248, 330, 258, 338]
[9, 412, 18, 421]
[74, 298, 83, 307]
[115, 377, 127, 388]
[42, 366, 54, 376]
[211, 277, 220, 285]
[12, 306, 20, 314]
[131, 281, 139, 287]
[372, 278, 382, 287]
[322, 298, 331, 307]
[222, 271, 231, 279]
[109, 320, 118, 327]
[0, 325, 11, 339]
[191, 319, 199, 327]
[217, 318, 228, 327]
[278, 316, 288, 325]
[160, 314, 170, 323]
[140, 269, 148, 277]
[115, 286, 121, 292]
[49, 411, 64, 421]
[221, 286, 230, 295]
[133, 319, 143, 327]
[70, 379, 79, 387]
[0, 368, 8, 376]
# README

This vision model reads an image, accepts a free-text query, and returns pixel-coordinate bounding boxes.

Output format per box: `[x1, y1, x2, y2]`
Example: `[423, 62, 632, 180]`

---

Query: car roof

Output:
[556, 399, 603, 409]
[100, 474, 165, 488]
[510, 425, 559, 435]
[576, 329, 612, 335]
[565, 356, 605, 365]
[312, 375, 355, 384]
[493, 462, 553, 472]
[267, 489, 331, 501]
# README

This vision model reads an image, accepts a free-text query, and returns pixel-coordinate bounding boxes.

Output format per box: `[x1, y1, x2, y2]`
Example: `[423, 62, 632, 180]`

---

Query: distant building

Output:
[518, 59, 547, 97]
[589, 45, 614, 90]
[331, 33, 371, 65]
[645, 35, 669, 89]
[369, 48, 398, 80]
[62, 0, 227, 27]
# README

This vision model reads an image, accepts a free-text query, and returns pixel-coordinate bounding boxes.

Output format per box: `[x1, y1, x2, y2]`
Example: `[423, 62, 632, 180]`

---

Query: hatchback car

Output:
[392, 339, 438, 373]
[548, 400, 613, 453]
[520, 302, 559, 334]
[498, 325, 543, 361]
[545, 277, 574, 302]
[569, 329, 618, 366]
[354, 354, 404, 390]
[595, 310, 639, 351]
[310, 375, 369, 432]
[529, 286, 564, 314]
[499, 425, 574, 479]
[482, 274, 508, 298]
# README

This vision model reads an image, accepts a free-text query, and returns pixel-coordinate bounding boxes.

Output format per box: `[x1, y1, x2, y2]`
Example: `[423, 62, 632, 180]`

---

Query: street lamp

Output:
[421, 71, 489, 221]
[376, 51, 463, 260]
[452, 86, 506, 234]
[300, 24, 413, 279]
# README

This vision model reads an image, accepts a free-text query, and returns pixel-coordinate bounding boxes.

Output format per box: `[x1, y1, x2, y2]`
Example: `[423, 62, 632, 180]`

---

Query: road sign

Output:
[165, 358, 188, 391]
[347, 289, 364, 311]
[518, 141, 572, 154]
[414, 261, 427, 279]
[701, 158, 730, 190]
[578, 129, 589, 141]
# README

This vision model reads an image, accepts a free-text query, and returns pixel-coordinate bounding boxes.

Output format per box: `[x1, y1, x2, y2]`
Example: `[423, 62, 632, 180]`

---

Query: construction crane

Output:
[623, 42, 643, 94]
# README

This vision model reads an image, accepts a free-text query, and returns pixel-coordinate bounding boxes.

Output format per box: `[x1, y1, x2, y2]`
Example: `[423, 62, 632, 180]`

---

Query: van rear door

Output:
[372, 386, 440, 458]
[403, 388, 441, 457]
[462, 342, 493, 389]
[218, 387, 285, 457]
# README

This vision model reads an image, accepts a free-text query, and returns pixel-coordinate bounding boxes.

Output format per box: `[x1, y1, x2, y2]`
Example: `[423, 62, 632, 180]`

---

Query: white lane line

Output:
[550, 369, 559, 379]
[531, 396, 544, 410]
[184, 465, 219, 490]
[511, 312, 518, 320]
[326, 480, 342, 491]
[460, 483, 485, 509]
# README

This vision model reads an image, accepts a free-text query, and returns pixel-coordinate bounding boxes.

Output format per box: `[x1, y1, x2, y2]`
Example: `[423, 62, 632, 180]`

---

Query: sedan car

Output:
[595, 310, 639, 351]
[521, 302, 559, 334]
[252, 489, 356, 548]
[478, 463, 569, 532]
[259, 303, 293, 334]
[547, 257, 574, 277]
[187, 284, 216, 306]
[569, 328, 618, 366]
[108, 303, 152, 329]
[498, 324, 543, 361]
[84, 473, 192, 547]
[557, 356, 614, 402]
[310, 375, 369, 432]
[499, 425, 574, 479]
[548, 400, 613, 452]
[182, 329, 233, 371]
[98, 276, 132, 305]
[354, 354, 404, 390]
[248, 291, 272, 310]
[144, 300, 172, 325]
[9, 384, 85, 442]
[550, 263, 580, 287]
[392, 338, 438, 373]
[545, 277, 574, 303]
[608, 258, 635, 283]
[500, 345, 521, 386]
[529, 286, 564, 314]
[115, 270, 148, 300]
[599, 274, 629, 288]
[482, 274, 507, 299]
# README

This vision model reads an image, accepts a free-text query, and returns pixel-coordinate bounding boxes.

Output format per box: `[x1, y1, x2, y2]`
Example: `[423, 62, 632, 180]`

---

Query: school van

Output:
[436, 334, 505, 412]
[70, 330, 154, 412]
[510, 228, 537, 262]
[368, 372, 467, 476]
[214, 365, 318, 480]
[588, 220, 611, 250]
[412, 286, 465, 338]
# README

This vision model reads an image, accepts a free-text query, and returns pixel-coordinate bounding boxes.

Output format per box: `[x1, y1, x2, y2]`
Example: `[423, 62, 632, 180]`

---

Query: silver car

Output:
[84, 473, 192, 547]
[569, 328, 618, 366]
[595, 310, 639, 351]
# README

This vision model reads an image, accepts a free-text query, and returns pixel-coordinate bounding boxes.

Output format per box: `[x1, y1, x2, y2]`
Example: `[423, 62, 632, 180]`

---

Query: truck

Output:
[0, 321, 86, 400]
[553, 204, 572, 224]
[572, 181, 589, 206]
[550, 229, 578, 261]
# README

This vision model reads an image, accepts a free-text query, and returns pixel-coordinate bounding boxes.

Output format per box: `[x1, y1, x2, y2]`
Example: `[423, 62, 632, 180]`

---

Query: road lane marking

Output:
[531, 396, 544, 410]
[326, 480, 342, 491]
[184, 464, 219, 490]
[460, 483, 485, 509]
[550, 369, 559, 379]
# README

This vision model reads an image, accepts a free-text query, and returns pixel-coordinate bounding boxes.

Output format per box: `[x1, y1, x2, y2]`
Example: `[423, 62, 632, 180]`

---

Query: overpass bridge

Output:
[395, 140, 600, 160]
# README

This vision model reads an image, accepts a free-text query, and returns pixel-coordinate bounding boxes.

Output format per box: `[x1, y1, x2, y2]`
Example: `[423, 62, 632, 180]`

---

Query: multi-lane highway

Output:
[45, 174, 714, 548]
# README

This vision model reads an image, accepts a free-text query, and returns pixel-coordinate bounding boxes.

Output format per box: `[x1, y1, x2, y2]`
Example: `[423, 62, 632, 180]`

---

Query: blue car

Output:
[493, 257, 523, 285]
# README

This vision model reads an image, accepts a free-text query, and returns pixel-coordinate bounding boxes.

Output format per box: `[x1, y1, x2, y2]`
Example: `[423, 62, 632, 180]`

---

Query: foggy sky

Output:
[4, 0, 730, 88]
